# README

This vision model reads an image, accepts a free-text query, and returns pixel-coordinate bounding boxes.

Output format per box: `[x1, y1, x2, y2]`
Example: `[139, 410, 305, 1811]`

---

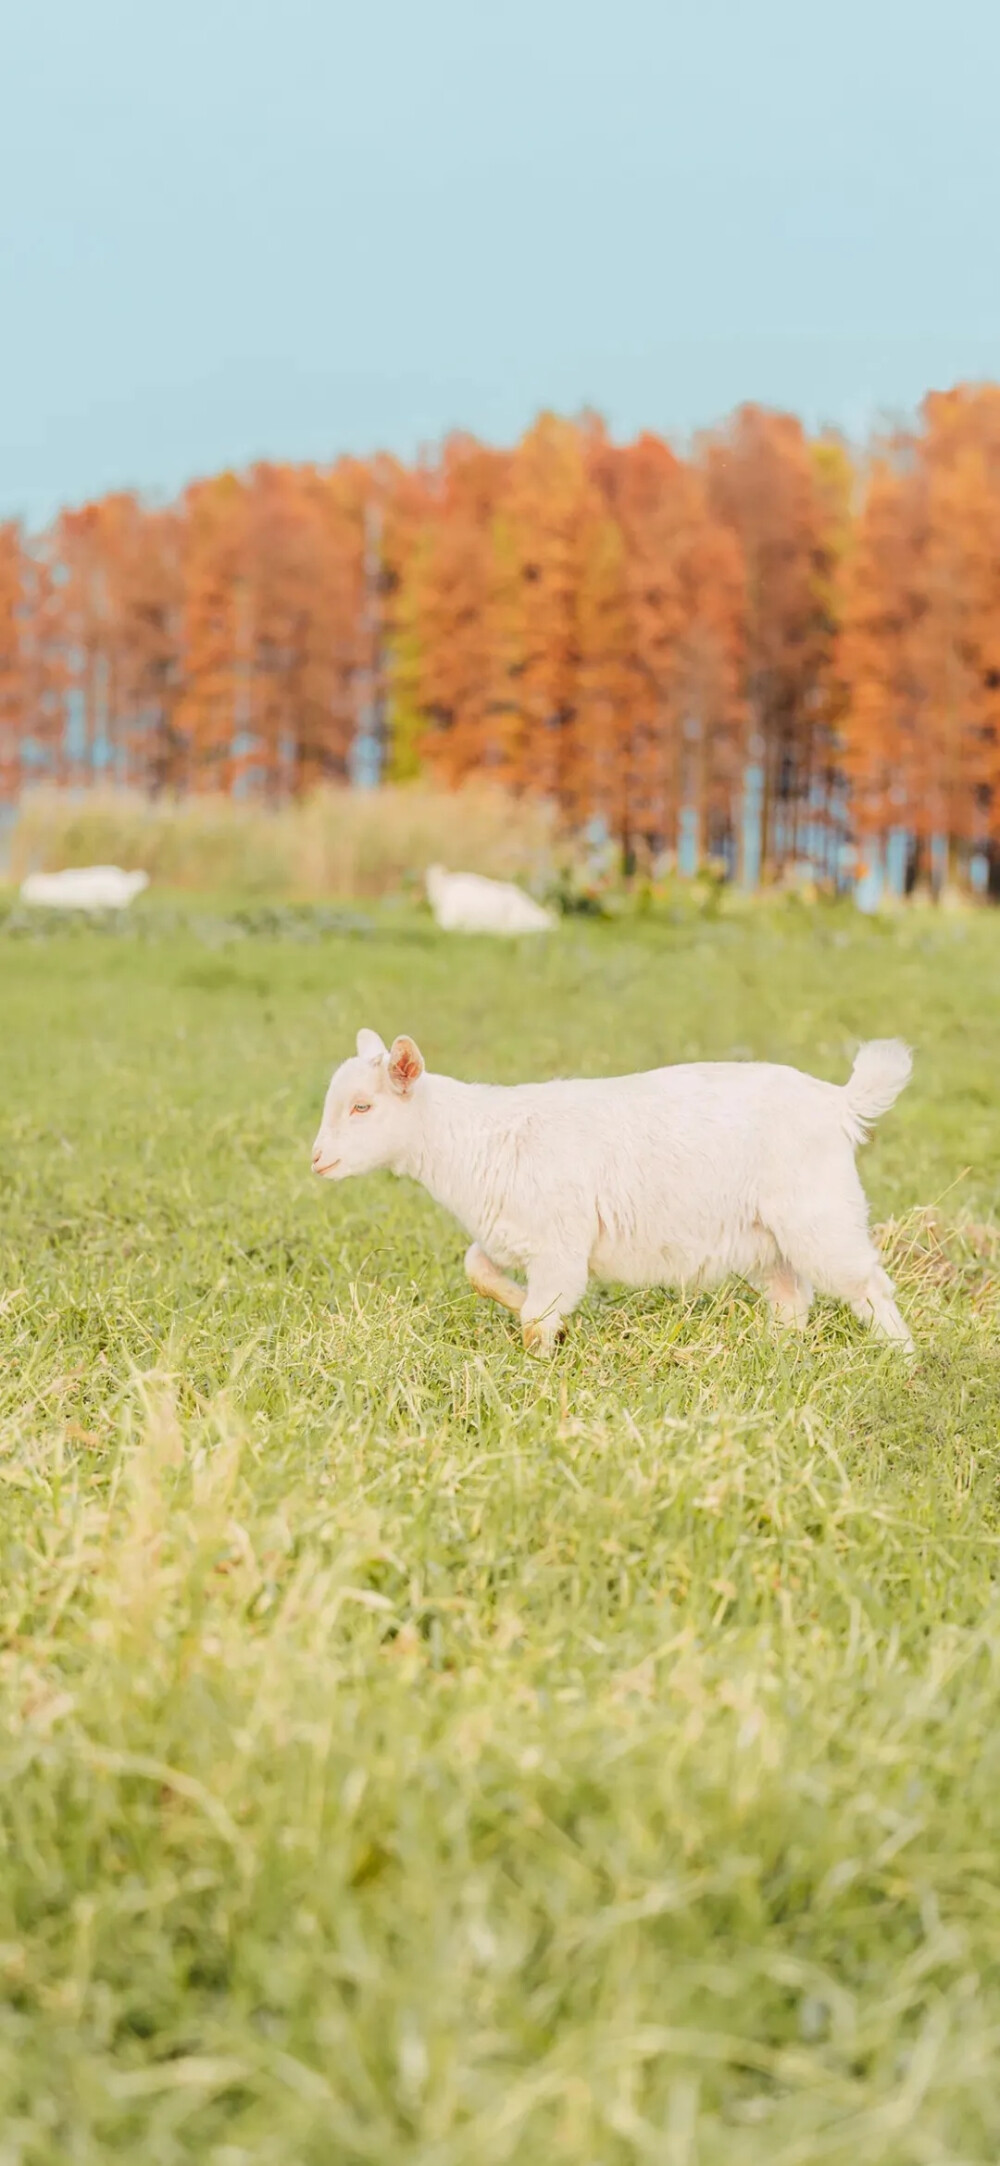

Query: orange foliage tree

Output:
[839, 387, 1000, 890]
[6, 387, 1000, 899]
[700, 406, 843, 876]
[0, 522, 27, 800]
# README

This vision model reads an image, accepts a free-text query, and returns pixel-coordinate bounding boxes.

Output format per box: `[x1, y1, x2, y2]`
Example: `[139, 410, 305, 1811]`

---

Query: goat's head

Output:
[311, 1029, 425, 1181]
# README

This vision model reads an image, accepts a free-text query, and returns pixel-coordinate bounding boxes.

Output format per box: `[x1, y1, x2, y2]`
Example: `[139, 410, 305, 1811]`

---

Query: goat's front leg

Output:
[464, 1242, 525, 1315]
[521, 1251, 589, 1357]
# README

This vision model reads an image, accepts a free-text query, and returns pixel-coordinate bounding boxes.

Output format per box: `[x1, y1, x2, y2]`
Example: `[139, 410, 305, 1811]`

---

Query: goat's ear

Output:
[356, 1028, 387, 1065]
[387, 1034, 425, 1095]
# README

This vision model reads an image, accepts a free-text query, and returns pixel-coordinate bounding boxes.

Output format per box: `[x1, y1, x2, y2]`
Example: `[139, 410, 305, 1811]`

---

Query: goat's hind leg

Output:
[760, 1260, 813, 1331]
[850, 1264, 914, 1355]
[766, 1159, 915, 1357]
[770, 1226, 914, 1357]
[464, 1242, 525, 1315]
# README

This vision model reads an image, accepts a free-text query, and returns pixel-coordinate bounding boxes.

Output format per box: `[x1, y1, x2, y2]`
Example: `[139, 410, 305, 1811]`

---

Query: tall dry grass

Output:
[6, 784, 558, 900]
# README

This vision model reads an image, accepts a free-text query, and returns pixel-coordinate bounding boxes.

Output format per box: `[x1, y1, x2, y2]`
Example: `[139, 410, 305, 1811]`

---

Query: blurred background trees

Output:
[6, 385, 1000, 894]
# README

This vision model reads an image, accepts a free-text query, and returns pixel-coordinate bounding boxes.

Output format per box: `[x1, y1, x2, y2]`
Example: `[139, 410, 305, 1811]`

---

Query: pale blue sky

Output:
[3, 0, 998, 525]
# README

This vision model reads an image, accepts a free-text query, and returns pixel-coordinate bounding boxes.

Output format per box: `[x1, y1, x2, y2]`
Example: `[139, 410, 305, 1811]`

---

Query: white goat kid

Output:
[20, 866, 149, 910]
[424, 865, 555, 935]
[311, 1032, 915, 1357]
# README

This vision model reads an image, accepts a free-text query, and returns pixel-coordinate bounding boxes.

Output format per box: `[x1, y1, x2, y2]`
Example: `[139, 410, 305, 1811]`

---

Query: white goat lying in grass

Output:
[20, 866, 149, 910]
[425, 864, 555, 934]
[312, 1031, 915, 1356]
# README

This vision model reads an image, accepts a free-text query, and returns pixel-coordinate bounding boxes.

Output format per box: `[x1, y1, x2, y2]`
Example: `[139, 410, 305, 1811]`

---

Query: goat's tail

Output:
[842, 1039, 913, 1144]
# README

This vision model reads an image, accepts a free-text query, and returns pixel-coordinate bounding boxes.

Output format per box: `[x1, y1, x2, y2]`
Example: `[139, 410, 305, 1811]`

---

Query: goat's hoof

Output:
[521, 1320, 564, 1358]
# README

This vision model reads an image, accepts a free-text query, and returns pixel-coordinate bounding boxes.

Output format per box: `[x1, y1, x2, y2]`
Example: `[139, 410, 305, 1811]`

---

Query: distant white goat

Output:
[312, 1032, 915, 1356]
[20, 866, 149, 910]
[425, 864, 554, 934]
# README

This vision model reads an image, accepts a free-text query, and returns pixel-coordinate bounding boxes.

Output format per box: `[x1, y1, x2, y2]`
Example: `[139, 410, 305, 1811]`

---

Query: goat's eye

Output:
[350, 1101, 372, 1116]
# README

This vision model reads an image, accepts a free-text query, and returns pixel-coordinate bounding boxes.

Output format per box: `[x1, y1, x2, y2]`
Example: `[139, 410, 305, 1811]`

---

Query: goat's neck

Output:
[395, 1075, 498, 1232]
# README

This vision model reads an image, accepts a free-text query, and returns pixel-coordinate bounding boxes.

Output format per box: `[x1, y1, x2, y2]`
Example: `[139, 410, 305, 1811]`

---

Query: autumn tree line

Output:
[2, 385, 1000, 892]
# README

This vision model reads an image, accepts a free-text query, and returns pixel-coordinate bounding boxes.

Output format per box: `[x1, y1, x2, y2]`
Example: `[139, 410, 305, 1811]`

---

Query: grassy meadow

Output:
[2, 893, 1000, 2162]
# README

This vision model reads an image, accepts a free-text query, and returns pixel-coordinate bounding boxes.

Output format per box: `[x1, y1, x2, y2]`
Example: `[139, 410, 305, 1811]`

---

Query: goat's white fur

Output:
[425, 864, 554, 935]
[312, 1032, 915, 1356]
[20, 866, 149, 910]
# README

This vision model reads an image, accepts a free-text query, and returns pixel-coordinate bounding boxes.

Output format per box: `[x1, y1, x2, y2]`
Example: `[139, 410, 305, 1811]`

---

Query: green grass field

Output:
[2, 900, 1000, 2164]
